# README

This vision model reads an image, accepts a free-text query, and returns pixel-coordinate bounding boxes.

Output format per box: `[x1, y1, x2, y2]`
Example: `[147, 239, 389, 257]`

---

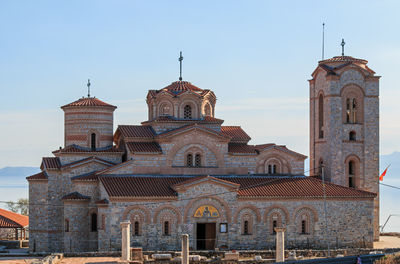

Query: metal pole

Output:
[321, 166, 330, 256]
[322, 23, 325, 60]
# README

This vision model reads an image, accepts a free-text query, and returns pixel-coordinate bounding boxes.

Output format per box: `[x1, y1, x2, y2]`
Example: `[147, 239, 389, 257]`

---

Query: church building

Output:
[27, 54, 379, 252]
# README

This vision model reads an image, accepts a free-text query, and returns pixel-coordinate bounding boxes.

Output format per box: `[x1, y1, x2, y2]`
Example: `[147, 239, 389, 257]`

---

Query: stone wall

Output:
[93, 182, 374, 252]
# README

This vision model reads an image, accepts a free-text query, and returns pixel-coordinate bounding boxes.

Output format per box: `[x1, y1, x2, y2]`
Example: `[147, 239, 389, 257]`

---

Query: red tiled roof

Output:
[221, 126, 251, 142]
[61, 97, 116, 108]
[71, 171, 98, 181]
[62, 156, 116, 168]
[160, 81, 204, 95]
[53, 145, 123, 154]
[62, 192, 91, 201]
[126, 142, 162, 154]
[0, 208, 29, 228]
[230, 177, 376, 198]
[99, 175, 375, 199]
[26, 171, 47, 180]
[41, 157, 61, 170]
[142, 115, 224, 124]
[116, 125, 155, 139]
[172, 175, 240, 189]
[319, 56, 367, 64]
[95, 199, 109, 205]
[228, 143, 257, 154]
[100, 176, 186, 197]
[254, 144, 275, 151]
[157, 124, 230, 140]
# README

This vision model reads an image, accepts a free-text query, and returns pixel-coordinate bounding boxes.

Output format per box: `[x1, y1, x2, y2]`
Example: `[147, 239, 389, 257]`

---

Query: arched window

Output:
[301, 220, 307, 234]
[318, 94, 324, 138]
[348, 160, 355, 187]
[184, 105, 192, 119]
[65, 219, 69, 232]
[91, 213, 97, 232]
[204, 104, 211, 116]
[267, 163, 278, 174]
[243, 220, 249, 235]
[272, 220, 277, 234]
[346, 98, 357, 123]
[186, 154, 193, 167]
[163, 221, 170, 236]
[134, 221, 140, 236]
[349, 131, 356, 141]
[91, 133, 96, 150]
[195, 154, 201, 167]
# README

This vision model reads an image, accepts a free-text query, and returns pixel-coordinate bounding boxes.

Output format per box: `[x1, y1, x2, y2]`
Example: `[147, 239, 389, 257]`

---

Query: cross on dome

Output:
[341, 38, 346, 56]
[179, 51, 183, 81]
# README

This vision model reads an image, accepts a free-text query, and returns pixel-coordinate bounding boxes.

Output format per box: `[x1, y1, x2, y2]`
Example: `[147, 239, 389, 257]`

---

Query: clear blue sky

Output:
[0, 0, 399, 167]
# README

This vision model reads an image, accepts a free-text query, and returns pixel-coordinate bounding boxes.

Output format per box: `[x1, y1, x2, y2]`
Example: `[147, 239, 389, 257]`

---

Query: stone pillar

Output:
[275, 227, 286, 263]
[182, 234, 189, 264]
[120, 221, 131, 261]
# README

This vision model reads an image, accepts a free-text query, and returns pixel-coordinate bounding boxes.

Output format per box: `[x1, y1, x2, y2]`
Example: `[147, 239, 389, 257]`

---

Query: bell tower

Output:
[309, 54, 380, 239]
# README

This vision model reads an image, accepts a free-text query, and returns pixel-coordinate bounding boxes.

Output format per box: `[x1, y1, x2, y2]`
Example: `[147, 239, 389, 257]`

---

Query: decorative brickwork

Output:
[28, 55, 378, 252]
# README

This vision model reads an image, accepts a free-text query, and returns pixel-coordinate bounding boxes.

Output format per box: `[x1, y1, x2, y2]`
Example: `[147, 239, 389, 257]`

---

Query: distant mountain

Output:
[0, 167, 40, 178]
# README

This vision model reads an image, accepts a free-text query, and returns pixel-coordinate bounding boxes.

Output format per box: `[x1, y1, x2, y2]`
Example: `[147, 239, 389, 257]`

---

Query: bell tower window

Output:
[346, 98, 357, 123]
[184, 105, 192, 119]
[348, 160, 355, 187]
[318, 94, 324, 138]
[349, 131, 356, 141]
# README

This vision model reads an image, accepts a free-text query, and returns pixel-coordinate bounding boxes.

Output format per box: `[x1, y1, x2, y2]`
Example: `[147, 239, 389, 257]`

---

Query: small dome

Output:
[319, 56, 368, 64]
[160, 81, 205, 95]
[61, 97, 116, 109]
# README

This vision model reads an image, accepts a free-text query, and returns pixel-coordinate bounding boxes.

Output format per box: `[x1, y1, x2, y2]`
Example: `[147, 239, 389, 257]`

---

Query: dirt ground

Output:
[0, 236, 399, 264]
[373, 235, 400, 249]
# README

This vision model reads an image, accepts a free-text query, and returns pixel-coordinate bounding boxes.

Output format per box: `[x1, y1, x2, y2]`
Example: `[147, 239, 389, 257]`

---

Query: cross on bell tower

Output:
[87, 79, 91, 97]
[179, 51, 183, 81]
[341, 39, 345, 56]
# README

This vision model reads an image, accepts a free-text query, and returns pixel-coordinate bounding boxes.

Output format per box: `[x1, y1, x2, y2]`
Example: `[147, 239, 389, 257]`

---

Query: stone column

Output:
[120, 221, 131, 261]
[274, 227, 286, 263]
[182, 234, 189, 264]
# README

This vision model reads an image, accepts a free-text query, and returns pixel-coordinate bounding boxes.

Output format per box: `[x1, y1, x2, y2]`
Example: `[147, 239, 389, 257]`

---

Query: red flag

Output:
[379, 165, 390, 181]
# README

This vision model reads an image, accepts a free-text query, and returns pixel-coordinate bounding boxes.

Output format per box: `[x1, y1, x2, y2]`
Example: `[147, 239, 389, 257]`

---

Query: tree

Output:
[6, 198, 29, 216]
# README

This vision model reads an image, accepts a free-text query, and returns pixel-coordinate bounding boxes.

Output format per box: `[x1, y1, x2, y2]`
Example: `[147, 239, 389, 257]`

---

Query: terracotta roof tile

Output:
[62, 156, 116, 168]
[231, 177, 376, 198]
[95, 199, 109, 205]
[254, 143, 275, 151]
[319, 56, 368, 64]
[0, 208, 29, 228]
[41, 157, 61, 170]
[26, 171, 47, 180]
[142, 115, 224, 124]
[157, 124, 229, 140]
[71, 171, 98, 181]
[61, 97, 116, 108]
[221, 126, 251, 143]
[62, 192, 91, 201]
[160, 81, 204, 95]
[117, 125, 155, 139]
[99, 175, 375, 199]
[53, 145, 123, 154]
[100, 176, 186, 197]
[228, 143, 257, 154]
[126, 142, 162, 154]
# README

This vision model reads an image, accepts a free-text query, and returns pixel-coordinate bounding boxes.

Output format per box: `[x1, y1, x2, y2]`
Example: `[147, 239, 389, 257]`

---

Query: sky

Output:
[0, 0, 400, 168]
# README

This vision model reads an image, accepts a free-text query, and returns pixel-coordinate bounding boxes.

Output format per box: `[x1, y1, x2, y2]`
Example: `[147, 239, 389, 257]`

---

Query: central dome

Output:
[160, 81, 204, 95]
